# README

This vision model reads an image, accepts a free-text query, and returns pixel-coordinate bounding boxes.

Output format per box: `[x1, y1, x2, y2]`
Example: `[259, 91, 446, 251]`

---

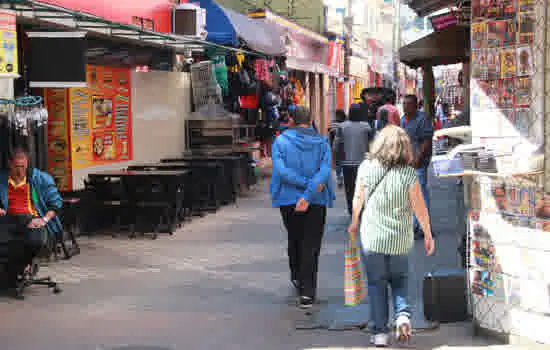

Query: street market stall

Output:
[465, 0, 548, 344]
[427, 0, 550, 344]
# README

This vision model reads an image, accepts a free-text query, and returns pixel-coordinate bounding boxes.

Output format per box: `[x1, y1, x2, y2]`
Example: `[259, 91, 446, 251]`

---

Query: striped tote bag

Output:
[344, 236, 367, 306]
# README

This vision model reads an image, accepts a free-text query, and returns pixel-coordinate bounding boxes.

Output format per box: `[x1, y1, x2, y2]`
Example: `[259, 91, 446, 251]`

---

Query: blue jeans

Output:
[414, 167, 430, 234]
[363, 251, 411, 333]
[335, 165, 343, 178]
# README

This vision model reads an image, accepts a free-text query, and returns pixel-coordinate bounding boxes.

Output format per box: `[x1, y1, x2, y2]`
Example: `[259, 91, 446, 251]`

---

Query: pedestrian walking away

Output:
[334, 104, 374, 216]
[400, 94, 434, 240]
[347, 125, 435, 347]
[358, 88, 380, 129]
[376, 90, 400, 131]
[270, 106, 335, 309]
[329, 109, 346, 188]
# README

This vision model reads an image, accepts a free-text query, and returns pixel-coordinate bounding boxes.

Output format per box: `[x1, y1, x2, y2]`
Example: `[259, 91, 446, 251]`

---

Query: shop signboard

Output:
[0, 10, 18, 78]
[70, 65, 133, 169]
[429, 11, 458, 31]
[45, 88, 72, 191]
[327, 40, 344, 74]
[40, 0, 174, 33]
[253, 9, 329, 70]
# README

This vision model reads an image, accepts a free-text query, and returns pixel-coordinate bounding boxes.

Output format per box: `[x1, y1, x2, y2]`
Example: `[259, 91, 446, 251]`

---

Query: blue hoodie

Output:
[270, 127, 335, 208]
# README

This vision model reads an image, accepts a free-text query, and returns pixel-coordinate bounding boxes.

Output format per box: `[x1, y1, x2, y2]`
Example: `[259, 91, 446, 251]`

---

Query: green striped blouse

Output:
[356, 159, 418, 255]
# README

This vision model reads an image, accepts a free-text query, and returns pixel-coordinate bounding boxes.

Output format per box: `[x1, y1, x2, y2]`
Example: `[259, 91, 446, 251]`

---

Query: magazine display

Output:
[469, 0, 548, 320]
[515, 77, 531, 106]
[469, 179, 550, 311]
[517, 46, 534, 76]
[470, 0, 536, 142]
[500, 49, 517, 79]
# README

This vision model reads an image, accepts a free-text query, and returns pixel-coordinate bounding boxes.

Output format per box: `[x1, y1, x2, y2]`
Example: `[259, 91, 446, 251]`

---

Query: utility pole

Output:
[391, 0, 401, 93]
[343, 0, 353, 113]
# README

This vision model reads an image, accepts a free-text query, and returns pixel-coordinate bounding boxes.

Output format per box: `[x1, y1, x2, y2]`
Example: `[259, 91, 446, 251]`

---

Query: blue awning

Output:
[197, 0, 286, 56]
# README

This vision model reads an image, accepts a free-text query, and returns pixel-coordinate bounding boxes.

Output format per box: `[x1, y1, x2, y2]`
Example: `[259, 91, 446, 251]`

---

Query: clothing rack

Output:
[0, 96, 48, 170]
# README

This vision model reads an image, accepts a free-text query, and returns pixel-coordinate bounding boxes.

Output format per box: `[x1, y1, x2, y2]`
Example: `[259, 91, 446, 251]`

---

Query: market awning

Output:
[405, 0, 458, 17]
[399, 24, 469, 68]
[197, 0, 286, 57]
[285, 57, 339, 76]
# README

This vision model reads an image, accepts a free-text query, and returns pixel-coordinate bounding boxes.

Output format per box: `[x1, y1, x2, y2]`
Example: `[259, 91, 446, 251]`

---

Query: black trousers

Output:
[3, 215, 43, 288]
[280, 204, 327, 299]
[343, 165, 359, 215]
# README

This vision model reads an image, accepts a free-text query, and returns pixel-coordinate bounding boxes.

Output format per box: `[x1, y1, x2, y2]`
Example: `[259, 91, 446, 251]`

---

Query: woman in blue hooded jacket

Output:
[270, 106, 335, 309]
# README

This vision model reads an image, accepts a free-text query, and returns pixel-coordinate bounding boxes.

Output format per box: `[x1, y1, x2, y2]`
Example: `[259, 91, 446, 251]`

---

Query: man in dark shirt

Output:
[329, 110, 346, 187]
[334, 104, 374, 215]
[359, 88, 378, 128]
[400, 94, 433, 239]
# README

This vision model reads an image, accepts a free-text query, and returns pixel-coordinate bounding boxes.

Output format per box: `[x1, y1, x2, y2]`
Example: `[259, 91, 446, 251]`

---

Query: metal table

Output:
[127, 163, 224, 212]
[87, 170, 190, 239]
[162, 155, 244, 202]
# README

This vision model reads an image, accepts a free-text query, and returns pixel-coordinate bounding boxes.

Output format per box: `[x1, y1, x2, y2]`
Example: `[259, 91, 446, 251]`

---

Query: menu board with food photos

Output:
[470, 0, 540, 146]
[45, 88, 72, 191]
[70, 65, 132, 169]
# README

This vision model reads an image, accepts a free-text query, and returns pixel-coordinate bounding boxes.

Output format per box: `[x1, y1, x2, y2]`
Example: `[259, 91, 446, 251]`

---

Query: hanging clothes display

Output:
[290, 77, 305, 105]
[227, 52, 245, 73]
[254, 59, 270, 81]
[0, 96, 49, 170]
[212, 56, 229, 95]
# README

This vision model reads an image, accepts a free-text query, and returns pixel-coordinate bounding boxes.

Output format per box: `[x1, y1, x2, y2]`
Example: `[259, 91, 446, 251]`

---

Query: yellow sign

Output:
[69, 87, 92, 169]
[0, 10, 18, 77]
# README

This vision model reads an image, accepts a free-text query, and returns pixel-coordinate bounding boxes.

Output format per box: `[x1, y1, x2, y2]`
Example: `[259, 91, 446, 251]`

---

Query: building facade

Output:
[215, 0, 325, 34]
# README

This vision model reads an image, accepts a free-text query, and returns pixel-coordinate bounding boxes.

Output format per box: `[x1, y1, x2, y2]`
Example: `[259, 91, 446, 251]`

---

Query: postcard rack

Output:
[468, 0, 550, 343]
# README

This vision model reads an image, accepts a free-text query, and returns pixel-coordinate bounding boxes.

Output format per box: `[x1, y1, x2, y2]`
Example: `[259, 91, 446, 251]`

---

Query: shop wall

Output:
[40, 0, 173, 33]
[71, 71, 191, 189]
[215, 0, 325, 33]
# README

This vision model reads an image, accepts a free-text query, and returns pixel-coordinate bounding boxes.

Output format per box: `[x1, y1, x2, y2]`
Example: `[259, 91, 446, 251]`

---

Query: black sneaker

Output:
[298, 296, 314, 309]
[291, 279, 300, 290]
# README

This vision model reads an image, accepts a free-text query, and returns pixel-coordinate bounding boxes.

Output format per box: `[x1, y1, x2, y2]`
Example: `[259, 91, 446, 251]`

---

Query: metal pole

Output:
[343, 0, 353, 113]
[392, 0, 401, 91]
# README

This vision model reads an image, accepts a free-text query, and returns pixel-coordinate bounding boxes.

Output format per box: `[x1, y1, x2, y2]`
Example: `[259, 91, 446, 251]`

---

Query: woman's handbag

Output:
[344, 235, 367, 306]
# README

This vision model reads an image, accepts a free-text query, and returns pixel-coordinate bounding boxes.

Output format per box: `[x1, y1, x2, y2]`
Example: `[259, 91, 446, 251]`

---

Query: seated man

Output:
[0, 146, 63, 288]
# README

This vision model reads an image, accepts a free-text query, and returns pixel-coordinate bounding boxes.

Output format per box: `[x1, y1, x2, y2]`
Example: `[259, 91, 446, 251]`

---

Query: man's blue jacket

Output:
[0, 168, 64, 237]
[270, 126, 335, 208]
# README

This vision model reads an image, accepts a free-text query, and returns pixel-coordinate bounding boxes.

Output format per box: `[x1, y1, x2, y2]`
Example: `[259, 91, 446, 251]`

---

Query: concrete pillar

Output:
[422, 63, 435, 120]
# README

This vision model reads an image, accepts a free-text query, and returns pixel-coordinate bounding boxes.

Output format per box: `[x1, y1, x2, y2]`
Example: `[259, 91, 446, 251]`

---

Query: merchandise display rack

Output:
[466, 0, 550, 344]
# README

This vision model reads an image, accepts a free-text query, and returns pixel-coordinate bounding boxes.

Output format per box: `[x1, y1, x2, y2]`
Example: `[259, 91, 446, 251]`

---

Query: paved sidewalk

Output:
[0, 178, 511, 350]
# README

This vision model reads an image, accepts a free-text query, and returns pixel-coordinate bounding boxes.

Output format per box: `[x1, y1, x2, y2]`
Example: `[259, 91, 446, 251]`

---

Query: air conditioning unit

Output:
[172, 3, 207, 39]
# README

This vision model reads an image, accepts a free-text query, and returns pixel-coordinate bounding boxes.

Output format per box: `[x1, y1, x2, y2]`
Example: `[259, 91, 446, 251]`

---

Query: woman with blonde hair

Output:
[348, 125, 435, 347]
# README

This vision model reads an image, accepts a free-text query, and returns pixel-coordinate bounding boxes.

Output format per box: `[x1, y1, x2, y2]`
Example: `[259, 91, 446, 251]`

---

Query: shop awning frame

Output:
[399, 24, 470, 68]
[405, 0, 459, 17]
[2, 0, 209, 53]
